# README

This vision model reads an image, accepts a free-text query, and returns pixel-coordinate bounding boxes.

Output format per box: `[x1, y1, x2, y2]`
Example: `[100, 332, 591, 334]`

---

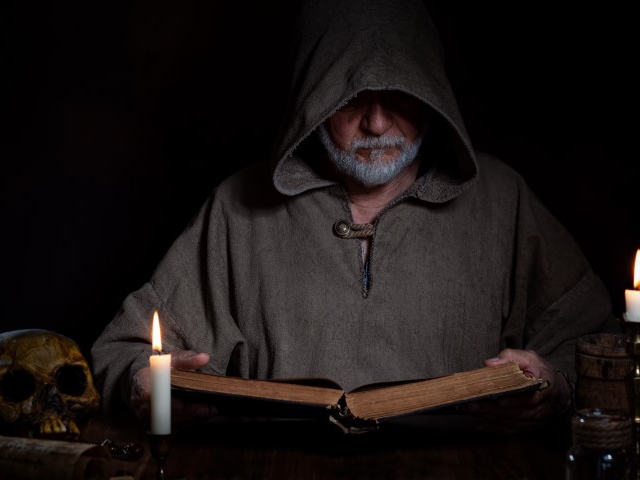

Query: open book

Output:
[171, 362, 545, 433]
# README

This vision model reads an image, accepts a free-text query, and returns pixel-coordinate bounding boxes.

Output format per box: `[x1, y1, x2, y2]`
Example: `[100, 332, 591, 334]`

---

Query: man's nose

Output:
[361, 101, 393, 136]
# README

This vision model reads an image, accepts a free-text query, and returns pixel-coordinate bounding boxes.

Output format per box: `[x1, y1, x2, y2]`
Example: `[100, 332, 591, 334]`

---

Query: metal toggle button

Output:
[333, 220, 351, 237]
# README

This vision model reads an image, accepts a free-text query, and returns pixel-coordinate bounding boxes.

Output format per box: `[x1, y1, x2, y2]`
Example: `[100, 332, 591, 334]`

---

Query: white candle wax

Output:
[626, 290, 640, 322]
[150, 352, 172, 434]
[150, 310, 171, 435]
[625, 250, 640, 322]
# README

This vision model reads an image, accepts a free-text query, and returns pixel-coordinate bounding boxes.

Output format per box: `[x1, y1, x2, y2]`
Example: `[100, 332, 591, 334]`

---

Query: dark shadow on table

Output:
[87, 411, 571, 480]
[172, 414, 570, 479]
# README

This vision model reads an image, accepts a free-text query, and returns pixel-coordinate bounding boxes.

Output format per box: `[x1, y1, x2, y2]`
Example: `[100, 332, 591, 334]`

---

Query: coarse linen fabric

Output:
[92, 0, 615, 411]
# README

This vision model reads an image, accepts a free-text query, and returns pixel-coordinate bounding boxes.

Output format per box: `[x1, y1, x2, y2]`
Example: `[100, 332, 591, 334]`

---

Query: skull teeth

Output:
[40, 417, 64, 435]
[39, 417, 80, 437]
[69, 420, 80, 436]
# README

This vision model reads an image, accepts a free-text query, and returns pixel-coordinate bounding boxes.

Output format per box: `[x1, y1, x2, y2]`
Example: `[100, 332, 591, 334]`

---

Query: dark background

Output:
[1, 1, 636, 361]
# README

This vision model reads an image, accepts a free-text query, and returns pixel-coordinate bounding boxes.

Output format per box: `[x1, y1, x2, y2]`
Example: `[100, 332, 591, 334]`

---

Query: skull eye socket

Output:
[55, 365, 87, 397]
[0, 369, 36, 402]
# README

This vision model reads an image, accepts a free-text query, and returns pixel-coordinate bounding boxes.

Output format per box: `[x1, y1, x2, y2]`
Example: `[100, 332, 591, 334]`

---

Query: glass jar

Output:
[565, 408, 632, 480]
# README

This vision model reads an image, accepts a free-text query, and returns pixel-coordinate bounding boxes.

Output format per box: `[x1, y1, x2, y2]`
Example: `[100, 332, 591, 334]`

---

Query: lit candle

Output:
[625, 250, 640, 322]
[150, 310, 172, 434]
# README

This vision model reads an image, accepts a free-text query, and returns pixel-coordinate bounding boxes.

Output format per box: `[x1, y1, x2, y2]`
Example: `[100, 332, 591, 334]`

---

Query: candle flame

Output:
[152, 310, 162, 352]
[635, 249, 640, 290]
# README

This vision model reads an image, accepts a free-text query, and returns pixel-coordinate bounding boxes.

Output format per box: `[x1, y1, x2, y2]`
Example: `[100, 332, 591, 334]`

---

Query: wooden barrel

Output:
[575, 333, 630, 413]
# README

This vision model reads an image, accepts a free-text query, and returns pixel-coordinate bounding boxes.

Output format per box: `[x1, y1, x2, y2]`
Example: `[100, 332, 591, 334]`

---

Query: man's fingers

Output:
[485, 349, 550, 379]
[170, 350, 211, 370]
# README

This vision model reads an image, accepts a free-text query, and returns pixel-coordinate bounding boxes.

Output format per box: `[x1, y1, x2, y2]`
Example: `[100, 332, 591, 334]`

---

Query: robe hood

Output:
[271, 0, 477, 203]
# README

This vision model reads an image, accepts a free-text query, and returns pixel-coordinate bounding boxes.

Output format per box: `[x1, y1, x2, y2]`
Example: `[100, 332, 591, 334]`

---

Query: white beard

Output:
[317, 124, 423, 188]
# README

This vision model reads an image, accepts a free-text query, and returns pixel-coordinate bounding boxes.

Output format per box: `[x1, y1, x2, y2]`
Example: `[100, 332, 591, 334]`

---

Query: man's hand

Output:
[131, 349, 217, 428]
[462, 348, 572, 432]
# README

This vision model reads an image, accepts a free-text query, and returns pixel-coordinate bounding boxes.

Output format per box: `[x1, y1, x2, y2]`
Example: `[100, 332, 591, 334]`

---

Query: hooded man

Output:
[92, 0, 615, 430]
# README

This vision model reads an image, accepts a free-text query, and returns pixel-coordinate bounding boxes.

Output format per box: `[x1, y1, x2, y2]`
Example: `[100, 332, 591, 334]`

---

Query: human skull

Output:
[0, 329, 100, 440]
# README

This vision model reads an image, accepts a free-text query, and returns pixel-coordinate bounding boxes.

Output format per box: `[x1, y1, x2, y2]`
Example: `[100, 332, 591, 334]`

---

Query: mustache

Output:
[349, 136, 406, 151]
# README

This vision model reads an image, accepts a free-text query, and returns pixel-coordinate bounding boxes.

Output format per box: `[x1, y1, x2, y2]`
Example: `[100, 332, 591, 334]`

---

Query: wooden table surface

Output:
[82, 412, 571, 480]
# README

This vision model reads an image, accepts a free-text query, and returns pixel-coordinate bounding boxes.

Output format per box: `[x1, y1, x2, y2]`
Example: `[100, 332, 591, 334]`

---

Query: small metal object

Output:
[148, 432, 172, 480]
[100, 438, 144, 460]
[334, 220, 351, 237]
[80, 437, 144, 461]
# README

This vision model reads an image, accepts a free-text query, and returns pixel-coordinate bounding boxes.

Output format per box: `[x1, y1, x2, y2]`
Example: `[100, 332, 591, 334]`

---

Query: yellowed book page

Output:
[346, 362, 542, 420]
[171, 369, 344, 406]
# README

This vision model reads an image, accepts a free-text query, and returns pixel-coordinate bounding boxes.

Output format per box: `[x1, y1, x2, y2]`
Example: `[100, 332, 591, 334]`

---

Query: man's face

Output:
[319, 90, 426, 187]
[325, 90, 424, 162]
